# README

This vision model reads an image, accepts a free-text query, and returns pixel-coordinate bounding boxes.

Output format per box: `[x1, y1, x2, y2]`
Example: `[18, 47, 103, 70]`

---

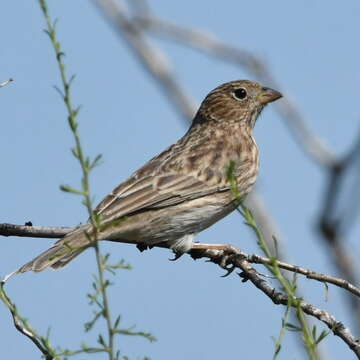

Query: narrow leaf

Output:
[59, 184, 85, 195]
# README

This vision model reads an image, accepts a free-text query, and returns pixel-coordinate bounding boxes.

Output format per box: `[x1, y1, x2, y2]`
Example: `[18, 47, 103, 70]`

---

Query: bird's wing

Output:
[94, 171, 229, 224]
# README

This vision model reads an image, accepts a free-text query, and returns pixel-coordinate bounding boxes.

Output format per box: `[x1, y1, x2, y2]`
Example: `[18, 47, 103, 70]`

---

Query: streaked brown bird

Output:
[17, 80, 281, 274]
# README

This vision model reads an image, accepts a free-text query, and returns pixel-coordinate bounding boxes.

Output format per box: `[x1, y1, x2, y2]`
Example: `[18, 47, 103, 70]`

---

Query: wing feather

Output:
[95, 172, 229, 224]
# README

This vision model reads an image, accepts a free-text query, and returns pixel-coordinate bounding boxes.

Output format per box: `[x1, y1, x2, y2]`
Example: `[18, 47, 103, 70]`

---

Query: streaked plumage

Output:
[17, 80, 281, 273]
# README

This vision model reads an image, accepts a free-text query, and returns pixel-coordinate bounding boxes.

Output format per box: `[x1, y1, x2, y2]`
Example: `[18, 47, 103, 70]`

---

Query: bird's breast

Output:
[234, 133, 259, 197]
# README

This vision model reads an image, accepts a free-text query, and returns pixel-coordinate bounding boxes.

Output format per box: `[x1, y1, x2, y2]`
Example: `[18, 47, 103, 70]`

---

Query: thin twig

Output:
[3, 222, 360, 356]
[0, 78, 13, 88]
[94, 0, 196, 122]
[318, 145, 360, 329]
[320, 209, 360, 330]
[0, 282, 57, 360]
[0, 223, 73, 238]
[231, 254, 360, 359]
[2, 222, 360, 298]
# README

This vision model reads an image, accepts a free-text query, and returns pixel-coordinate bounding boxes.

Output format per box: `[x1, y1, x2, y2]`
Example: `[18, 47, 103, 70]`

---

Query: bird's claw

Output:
[216, 253, 236, 277]
[238, 271, 250, 283]
[221, 264, 236, 277]
[169, 252, 183, 261]
[136, 243, 149, 252]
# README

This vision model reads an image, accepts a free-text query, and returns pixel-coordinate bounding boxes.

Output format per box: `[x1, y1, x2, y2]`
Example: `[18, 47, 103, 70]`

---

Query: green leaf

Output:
[71, 147, 79, 158]
[97, 334, 107, 347]
[312, 325, 317, 340]
[323, 281, 329, 301]
[274, 343, 281, 356]
[84, 311, 102, 332]
[59, 184, 85, 195]
[315, 329, 330, 344]
[53, 85, 65, 99]
[272, 236, 279, 258]
[114, 315, 121, 329]
[114, 327, 157, 342]
[68, 74, 76, 86]
[90, 154, 103, 170]
[284, 322, 302, 332]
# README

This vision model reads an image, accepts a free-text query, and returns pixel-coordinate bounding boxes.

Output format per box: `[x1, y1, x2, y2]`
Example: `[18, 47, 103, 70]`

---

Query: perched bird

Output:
[17, 80, 281, 273]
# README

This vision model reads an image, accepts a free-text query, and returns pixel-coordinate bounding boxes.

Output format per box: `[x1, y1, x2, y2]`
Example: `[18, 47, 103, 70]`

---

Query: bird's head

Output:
[194, 80, 282, 128]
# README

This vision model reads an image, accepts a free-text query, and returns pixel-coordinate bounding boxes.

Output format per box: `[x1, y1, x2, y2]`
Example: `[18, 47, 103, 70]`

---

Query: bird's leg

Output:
[168, 234, 195, 261]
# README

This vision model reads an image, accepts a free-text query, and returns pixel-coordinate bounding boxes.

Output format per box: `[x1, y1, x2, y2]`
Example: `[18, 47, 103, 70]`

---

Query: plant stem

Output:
[38, 1, 115, 358]
[94, 246, 115, 360]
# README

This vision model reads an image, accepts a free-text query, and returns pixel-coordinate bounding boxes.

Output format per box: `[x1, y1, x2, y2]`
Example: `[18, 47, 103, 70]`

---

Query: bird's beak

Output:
[258, 87, 282, 105]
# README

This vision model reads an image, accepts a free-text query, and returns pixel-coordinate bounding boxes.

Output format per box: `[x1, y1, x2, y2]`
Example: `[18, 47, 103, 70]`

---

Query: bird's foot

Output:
[221, 263, 236, 277]
[238, 271, 250, 283]
[136, 243, 149, 252]
[168, 252, 184, 261]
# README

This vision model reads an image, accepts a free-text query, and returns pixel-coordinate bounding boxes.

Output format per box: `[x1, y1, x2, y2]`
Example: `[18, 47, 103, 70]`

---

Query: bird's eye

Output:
[233, 88, 247, 100]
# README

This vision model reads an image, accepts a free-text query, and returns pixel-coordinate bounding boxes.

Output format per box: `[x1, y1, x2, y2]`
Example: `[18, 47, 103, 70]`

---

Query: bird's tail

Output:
[16, 224, 94, 274]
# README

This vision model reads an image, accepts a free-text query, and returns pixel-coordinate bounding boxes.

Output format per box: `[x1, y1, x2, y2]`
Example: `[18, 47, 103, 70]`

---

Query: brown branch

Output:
[320, 205, 360, 330]
[2, 222, 360, 298]
[220, 251, 360, 359]
[0, 223, 73, 238]
[6, 223, 358, 356]
[318, 156, 360, 329]
[246, 252, 360, 298]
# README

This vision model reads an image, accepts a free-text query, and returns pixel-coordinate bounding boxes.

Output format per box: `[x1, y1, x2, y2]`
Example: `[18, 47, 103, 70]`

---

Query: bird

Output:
[16, 80, 282, 274]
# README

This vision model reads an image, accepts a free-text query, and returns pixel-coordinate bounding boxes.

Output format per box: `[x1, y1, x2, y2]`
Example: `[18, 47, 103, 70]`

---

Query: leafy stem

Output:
[37, 2, 156, 359]
[226, 160, 327, 360]
[38, 0, 114, 358]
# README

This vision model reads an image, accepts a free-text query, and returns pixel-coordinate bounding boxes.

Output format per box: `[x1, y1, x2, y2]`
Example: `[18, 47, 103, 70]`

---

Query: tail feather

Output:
[16, 224, 93, 274]
[51, 249, 84, 270]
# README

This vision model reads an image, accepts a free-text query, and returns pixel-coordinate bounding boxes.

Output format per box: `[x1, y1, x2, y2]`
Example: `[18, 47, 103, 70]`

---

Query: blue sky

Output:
[1, 1, 360, 359]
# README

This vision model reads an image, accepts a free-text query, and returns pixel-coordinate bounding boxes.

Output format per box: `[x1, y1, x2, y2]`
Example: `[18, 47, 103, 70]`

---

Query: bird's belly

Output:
[168, 201, 235, 235]
[106, 192, 237, 244]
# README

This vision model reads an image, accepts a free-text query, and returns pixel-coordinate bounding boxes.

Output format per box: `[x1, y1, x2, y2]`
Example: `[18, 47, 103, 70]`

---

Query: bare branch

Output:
[226, 253, 360, 359]
[0, 223, 73, 238]
[0, 283, 56, 360]
[0, 78, 13, 88]
[320, 208, 360, 330]
[94, 0, 196, 122]
[319, 140, 360, 328]
[2, 222, 360, 298]
[6, 222, 358, 356]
